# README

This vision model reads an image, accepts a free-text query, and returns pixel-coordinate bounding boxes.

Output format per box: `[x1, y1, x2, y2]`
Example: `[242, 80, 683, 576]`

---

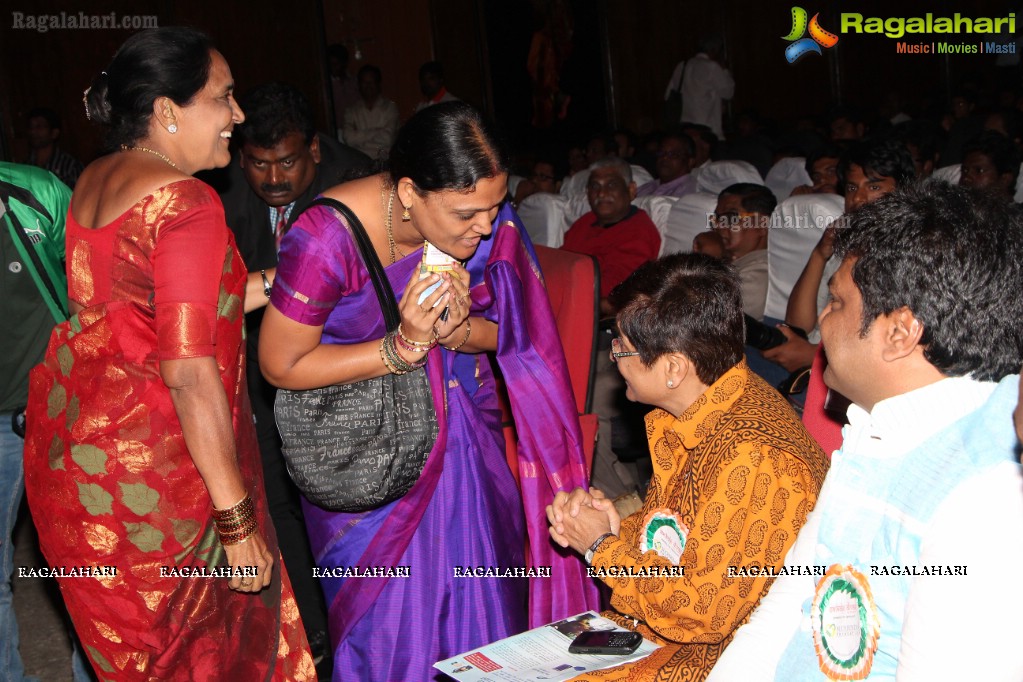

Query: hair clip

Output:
[82, 86, 92, 121]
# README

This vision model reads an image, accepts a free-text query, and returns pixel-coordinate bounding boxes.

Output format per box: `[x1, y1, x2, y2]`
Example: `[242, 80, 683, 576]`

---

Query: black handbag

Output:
[274, 198, 438, 512]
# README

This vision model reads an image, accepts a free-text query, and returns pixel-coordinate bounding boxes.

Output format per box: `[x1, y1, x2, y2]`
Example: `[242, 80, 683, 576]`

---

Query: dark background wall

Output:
[1, 0, 1017, 164]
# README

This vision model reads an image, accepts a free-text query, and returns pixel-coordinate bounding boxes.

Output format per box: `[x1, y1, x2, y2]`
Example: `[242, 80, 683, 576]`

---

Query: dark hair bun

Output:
[88, 27, 213, 149]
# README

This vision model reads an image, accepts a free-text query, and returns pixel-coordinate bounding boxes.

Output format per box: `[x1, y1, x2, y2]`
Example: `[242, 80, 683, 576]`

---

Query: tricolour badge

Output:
[640, 509, 688, 564]
[811, 564, 880, 680]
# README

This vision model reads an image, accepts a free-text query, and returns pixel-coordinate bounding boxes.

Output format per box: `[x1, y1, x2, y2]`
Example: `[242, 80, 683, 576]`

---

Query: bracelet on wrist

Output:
[584, 532, 615, 565]
[213, 494, 258, 546]
[381, 332, 426, 375]
[395, 333, 433, 354]
[260, 270, 272, 299]
[397, 323, 437, 348]
[442, 319, 472, 352]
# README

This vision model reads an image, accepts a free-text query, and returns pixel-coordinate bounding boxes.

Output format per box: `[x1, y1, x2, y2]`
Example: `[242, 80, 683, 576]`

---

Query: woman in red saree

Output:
[23, 28, 313, 680]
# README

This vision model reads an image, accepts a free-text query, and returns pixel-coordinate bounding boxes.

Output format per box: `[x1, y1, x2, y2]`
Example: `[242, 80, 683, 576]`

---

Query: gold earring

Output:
[402, 206, 411, 221]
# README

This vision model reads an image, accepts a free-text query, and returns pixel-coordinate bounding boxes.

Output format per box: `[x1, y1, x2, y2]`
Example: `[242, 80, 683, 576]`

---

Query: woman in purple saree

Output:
[260, 102, 597, 680]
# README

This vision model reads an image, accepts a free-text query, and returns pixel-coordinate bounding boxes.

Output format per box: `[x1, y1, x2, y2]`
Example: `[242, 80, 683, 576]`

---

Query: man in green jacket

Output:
[0, 161, 69, 682]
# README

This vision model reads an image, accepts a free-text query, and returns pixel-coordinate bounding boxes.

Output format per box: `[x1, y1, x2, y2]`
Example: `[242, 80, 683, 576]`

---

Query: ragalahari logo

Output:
[783, 7, 839, 63]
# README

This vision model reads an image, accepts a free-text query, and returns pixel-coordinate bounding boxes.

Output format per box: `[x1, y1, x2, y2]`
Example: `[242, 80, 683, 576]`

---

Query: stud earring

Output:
[402, 206, 411, 221]
[168, 124, 178, 134]
[667, 381, 673, 388]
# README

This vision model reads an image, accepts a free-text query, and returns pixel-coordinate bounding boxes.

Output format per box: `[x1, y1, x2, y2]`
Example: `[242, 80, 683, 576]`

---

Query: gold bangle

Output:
[442, 319, 471, 351]
[397, 323, 438, 348]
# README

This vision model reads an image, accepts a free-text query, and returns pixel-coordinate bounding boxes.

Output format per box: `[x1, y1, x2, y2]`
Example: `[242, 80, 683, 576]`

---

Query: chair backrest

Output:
[534, 245, 600, 415]
[564, 192, 591, 226]
[764, 157, 811, 202]
[507, 174, 525, 199]
[661, 191, 718, 255]
[632, 195, 678, 256]
[517, 193, 570, 247]
[931, 164, 960, 184]
[694, 160, 764, 195]
[764, 193, 845, 321]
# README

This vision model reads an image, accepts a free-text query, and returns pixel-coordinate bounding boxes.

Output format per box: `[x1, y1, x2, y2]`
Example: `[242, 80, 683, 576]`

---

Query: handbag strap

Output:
[303, 196, 401, 332]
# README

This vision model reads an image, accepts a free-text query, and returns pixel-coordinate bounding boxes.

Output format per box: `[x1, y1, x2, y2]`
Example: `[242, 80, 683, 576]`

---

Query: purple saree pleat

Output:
[278, 202, 597, 681]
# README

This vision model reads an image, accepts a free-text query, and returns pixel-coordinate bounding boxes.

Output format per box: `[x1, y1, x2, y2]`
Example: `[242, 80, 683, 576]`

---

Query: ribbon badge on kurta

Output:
[811, 564, 880, 680]
[640, 509, 688, 564]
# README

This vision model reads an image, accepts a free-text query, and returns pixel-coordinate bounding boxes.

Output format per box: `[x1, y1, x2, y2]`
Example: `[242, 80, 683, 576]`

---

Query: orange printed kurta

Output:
[23, 180, 314, 681]
[575, 362, 828, 681]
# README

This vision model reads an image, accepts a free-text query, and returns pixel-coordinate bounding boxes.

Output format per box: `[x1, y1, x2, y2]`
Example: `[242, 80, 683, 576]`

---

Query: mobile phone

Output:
[568, 630, 643, 655]
[416, 242, 459, 320]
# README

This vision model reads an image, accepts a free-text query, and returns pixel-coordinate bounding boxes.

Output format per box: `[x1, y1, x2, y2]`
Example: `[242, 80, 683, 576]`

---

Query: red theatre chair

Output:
[498, 245, 600, 483]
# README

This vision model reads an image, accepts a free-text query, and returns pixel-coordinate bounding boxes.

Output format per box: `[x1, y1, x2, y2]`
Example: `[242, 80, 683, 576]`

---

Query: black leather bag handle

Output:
[302, 197, 401, 333]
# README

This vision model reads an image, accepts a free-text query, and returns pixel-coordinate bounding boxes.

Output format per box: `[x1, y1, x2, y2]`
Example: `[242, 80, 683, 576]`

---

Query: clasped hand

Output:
[546, 487, 621, 555]
[397, 263, 471, 343]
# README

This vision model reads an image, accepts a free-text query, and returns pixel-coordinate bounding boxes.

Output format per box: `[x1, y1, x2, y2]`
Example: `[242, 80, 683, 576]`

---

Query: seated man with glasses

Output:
[637, 132, 697, 198]
[562, 156, 661, 316]
[512, 158, 560, 206]
[711, 182, 776, 321]
[562, 156, 662, 501]
[547, 253, 828, 682]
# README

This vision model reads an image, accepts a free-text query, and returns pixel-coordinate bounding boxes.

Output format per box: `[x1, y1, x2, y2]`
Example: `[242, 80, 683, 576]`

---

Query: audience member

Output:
[567, 144, 589, 176]
[24, 107, 84, 189]
[513, 158, 559, 205]
[548, 253, 827, 682]
[414, 60, 459, 112]
[562, 157, 660, 315]
[1, 161, 71, 682]
[612, 129, 636, 162]
[711, 182, 775, 321]
[343, 64, 400, 160]
[959, 130, 1020, 201]
[710, 181, 1023, 681]
[636, 132, 696, 198]
[939, 89, 984, 165]
[828, 107, 866, 142]
[680, 36, 734, 139]
[326, 43, 359, 135]
[764, 138, 914, 375]
[681, 122, 717, 170]
[789, 144, 842, 196]
[562, 157, 660, 501]
[220, 82, 369, 676]
[894, 119, 943, 179]
[585, 132, 617, 165]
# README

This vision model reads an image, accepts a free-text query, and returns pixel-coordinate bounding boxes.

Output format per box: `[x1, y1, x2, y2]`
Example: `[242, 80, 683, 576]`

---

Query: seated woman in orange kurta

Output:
[548, 253, 828, 682]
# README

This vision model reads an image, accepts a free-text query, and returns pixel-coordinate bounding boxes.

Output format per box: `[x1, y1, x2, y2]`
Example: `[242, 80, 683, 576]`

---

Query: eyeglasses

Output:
[586, 179, 628, 194]
[610, 337, 640, 363]
[709, 211, 759, 230]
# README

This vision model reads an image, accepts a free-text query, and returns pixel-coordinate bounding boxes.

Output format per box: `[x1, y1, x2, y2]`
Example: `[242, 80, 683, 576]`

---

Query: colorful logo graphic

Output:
[783, 7, 839, 63]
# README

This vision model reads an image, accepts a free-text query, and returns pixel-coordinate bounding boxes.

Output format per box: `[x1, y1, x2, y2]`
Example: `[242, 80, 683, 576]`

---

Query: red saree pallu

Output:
[23, 180, 313, 681]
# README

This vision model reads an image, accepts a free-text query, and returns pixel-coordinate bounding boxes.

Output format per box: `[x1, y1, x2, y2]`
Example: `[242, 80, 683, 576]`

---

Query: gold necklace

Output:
[120, 144, 176, 168]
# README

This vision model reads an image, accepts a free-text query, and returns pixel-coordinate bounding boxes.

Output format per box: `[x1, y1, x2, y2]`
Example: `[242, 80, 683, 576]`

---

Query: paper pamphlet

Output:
[433, 611, 660, 681]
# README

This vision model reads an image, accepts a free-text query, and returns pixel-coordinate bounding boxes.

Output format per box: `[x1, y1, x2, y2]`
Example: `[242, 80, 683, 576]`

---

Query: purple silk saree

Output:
[271, 202, 598, 680]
